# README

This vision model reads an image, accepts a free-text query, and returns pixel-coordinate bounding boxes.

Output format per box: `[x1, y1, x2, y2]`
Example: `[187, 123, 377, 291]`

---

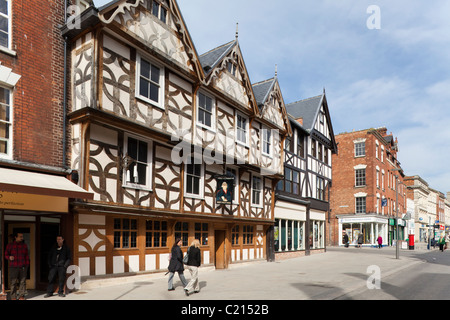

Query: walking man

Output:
[5, 233, 30, 300]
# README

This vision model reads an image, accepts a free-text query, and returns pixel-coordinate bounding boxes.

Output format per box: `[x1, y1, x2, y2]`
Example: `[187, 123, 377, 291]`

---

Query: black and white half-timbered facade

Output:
[274, 92, 337, 258]
[62, 0, 291, 278]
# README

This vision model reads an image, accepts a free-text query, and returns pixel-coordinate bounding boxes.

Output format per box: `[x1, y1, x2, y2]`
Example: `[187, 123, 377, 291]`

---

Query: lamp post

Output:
[392, 168, 403, 260]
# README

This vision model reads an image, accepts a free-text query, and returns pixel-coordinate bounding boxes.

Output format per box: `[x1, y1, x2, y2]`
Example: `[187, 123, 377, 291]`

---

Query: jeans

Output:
[168, 271, 187, 289]
[9, 266, 28, 299]
[47, 266, 67, 295]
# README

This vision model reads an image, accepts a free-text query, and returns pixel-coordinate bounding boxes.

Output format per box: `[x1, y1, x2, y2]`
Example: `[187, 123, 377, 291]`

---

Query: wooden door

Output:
[214, 230, 226, 269]
[8, 224, 36, 290]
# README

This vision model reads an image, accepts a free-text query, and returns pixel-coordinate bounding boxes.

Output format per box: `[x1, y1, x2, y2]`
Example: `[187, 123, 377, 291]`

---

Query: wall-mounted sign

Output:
[215, 175, 235, 205]
[0, 191, 68, 213]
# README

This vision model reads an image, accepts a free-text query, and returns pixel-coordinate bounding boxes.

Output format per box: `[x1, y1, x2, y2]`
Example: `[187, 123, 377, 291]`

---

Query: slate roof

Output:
[199, 40, 236, 75]
[252, 78, 276, 108]
[286, 95, 324, 132]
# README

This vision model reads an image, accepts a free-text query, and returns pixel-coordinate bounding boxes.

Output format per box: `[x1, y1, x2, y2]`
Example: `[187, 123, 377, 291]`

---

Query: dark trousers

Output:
[9, 266, 28, 298]
[47, 266, 66, 295]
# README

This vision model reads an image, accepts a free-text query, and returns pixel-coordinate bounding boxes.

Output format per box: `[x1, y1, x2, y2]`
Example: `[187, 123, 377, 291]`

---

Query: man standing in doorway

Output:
[45, 235, 72, 298]
[5, 233, 30, 300]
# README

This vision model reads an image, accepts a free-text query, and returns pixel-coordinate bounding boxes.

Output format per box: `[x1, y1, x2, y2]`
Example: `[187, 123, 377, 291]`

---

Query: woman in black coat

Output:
[168, 238, 188, 291]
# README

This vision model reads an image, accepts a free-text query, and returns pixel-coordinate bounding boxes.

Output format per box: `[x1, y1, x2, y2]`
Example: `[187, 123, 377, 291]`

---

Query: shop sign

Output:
[389, 219, 395, 226]
[0, 191, 68, 213]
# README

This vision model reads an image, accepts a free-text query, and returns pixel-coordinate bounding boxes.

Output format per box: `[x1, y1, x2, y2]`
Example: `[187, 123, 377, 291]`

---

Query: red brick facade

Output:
[328, 128, 406, 246]
[0, 0, 67, 168]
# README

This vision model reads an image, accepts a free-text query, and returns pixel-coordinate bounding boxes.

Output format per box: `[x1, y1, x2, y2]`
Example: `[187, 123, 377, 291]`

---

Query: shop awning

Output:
[0, 167, 93, 200]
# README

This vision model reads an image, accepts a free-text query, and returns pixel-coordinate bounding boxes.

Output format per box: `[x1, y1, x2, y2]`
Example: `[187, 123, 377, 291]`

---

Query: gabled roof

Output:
[252, 77, 292, 136]
[252, 77, 276, 110]
[286, 95, 324, 132]
[199, 40, 236, 76]
[287, 92, 338, 153]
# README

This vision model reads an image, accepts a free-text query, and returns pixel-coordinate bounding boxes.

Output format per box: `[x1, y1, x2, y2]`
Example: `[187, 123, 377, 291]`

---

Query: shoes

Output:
[168, 288, 175, 291]
[58, 293, 66, 297]
[184, 289, 189, 296]
[44, 293, 53, 298]
[194, 291, 200, 293]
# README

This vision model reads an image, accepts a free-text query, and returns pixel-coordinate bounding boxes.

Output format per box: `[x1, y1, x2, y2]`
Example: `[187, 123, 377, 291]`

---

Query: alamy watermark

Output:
[367, 265, 381, 290]
[367, 5, 381, 30]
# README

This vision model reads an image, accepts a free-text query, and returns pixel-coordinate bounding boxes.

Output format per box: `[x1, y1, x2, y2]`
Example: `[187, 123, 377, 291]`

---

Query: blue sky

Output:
[93, 0, 450, 195]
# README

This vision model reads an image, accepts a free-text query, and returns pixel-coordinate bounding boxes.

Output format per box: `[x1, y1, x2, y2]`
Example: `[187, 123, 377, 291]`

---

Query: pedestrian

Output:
[167, 238, 188, 291]
[377, 235, 383, 249]
[184, 239, 202, 296]
[439, 235, 445, 252]
[5, 232, 30, 300]
[357, 233, 364, 248]
[343, 231, 349, 248]
[44, 235, 72, 298]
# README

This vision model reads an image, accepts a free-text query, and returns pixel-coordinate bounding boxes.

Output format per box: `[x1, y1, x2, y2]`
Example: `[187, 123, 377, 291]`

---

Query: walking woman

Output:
[184, 239, 202, 296]
[168, 238, 188, 291]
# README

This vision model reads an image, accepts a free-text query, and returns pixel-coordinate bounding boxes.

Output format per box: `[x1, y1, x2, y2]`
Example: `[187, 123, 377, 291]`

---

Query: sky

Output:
[92, 0, 450, 195]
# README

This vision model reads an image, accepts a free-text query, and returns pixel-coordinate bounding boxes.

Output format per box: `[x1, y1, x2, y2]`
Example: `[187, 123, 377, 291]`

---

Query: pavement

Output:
[24, 245, 434, 301]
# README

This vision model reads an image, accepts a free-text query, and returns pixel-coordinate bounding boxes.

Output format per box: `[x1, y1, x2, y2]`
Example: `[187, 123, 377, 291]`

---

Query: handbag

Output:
[183, 247, 190, 264]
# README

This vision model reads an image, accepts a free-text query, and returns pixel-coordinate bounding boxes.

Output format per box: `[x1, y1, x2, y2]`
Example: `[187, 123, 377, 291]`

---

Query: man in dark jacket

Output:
[44, 235, 72, 298]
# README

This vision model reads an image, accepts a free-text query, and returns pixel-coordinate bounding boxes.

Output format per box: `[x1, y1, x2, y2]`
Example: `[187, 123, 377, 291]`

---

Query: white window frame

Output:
[149, 0, 168, 24]
[355, 197, 366, 214]
[0, 0, 12, 51]
[123, 134, 153, 191]
[135, 53, 165, 110]
[184, 156, 204, 199]
[251, 174, 263, 208]
[196, 91, 216, 132]
[0, 86, 12, 159]
[235, 112, 249, 147]
[261, 127, 272, 157]
[355, 141, 365, 157]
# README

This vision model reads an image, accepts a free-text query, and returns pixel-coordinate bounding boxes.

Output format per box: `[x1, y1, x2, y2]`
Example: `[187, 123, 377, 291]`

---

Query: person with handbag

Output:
[167, 238, 188, 291]
[184, 239, 201, 296]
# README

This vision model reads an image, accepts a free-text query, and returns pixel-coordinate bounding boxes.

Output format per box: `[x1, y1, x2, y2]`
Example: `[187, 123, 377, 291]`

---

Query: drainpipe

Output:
[62, 0, 68, 169]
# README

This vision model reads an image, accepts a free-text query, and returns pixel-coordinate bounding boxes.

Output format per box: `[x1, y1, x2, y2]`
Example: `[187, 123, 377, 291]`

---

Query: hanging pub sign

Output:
[215, 175, 235, 205]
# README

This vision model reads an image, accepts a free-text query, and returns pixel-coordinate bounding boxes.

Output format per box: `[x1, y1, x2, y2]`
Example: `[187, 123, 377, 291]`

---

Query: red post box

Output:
[409, 235, 415, 250]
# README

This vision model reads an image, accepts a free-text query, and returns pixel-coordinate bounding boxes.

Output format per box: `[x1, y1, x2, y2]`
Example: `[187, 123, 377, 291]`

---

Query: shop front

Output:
[0, 168, 93, 297]
[338, 215, 388, 247]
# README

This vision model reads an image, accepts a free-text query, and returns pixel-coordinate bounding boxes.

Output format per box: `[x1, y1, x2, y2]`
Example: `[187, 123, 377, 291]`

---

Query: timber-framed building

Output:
[62, 0, 291, 278]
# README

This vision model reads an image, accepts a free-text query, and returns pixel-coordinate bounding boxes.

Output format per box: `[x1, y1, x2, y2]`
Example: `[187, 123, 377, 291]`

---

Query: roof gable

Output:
[200, 40, 259, 115]
[98, 0, 204, 80]
[287, 91, 337, 152]
[253, 77, 292, 136]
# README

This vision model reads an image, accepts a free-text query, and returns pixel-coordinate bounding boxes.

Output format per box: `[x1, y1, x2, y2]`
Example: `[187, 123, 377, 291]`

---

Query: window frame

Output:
[123, 134, 153, 191]
[145, 219, 168, 248]
[355, 142, 366, 157]
[0, 86, 12, 159]
[355, 168, 366, 187]
[113, 218, 138, 249]
[251, 175, 263, 208]
[316, 177, 325, 201]
[135, 53, 165, 110]
[261, 127, 272, 157]
[196, 91, 216, 132]
[235, 112, 249, 147]
[356, 197, 367, 214]
[0, 0, 11, 50]
[184, 156, 204, 199]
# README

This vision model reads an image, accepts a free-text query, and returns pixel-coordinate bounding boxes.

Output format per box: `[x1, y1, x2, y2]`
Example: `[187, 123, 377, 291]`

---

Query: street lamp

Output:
[393, 168, 403, 260]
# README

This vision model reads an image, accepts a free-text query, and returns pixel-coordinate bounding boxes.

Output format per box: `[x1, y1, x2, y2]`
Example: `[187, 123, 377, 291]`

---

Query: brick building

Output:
[0, 0, 92, 294]
[329, 127, 406, 247]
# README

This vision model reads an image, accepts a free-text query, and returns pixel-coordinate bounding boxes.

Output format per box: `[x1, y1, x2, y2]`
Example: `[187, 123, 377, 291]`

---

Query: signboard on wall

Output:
[215, 175, 235, 205]
[0, 191, 68, 213]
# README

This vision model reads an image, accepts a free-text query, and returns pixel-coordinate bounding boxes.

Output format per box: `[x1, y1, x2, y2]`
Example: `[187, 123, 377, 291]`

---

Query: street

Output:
[338, 248, 450, 300]
[24, 246, 450, 301]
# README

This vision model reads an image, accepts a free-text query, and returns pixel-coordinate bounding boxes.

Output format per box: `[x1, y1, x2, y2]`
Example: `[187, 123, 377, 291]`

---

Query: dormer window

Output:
[227, 62, 237, 77]
[149, 0, 168, 23]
